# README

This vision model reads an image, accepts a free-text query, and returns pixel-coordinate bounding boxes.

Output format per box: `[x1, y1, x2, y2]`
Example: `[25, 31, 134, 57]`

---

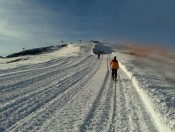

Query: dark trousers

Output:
[112, 69, 117, 80]
[98, 54, 100, 59]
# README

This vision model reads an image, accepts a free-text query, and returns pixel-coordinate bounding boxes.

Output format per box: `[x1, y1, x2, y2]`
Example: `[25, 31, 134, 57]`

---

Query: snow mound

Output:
[6, 45, 65, 58]
[113, 45, 175, 132]
[119, 62, 175, 132]
[0, 44, 81, 69]
[93, 43, 113, 54]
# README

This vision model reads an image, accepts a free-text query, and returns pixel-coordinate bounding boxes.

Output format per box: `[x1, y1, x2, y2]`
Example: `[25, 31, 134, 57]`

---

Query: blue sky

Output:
[0, 0, 175, 56]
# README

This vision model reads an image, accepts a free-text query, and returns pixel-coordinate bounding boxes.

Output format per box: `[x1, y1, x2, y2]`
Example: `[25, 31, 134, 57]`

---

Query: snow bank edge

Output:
[119, 61, 174, 132]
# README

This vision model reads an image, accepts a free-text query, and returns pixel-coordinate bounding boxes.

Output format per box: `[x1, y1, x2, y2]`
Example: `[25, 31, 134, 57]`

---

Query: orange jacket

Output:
[110, 59, 119, 69]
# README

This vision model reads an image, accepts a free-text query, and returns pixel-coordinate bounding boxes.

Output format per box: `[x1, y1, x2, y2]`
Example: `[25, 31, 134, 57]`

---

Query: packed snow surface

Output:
[0, 43, 174, 132]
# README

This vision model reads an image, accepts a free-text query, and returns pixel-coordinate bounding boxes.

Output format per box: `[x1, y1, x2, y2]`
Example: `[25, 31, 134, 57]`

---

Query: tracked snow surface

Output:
[0, 43, 174, 132]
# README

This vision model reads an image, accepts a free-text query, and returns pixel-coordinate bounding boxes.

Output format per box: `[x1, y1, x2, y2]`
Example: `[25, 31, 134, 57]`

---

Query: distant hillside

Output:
[6, 44, 67, 58]
[90, 40, 100, 44]
[93, 43, 113, 54]
[0, 56, 4, 58]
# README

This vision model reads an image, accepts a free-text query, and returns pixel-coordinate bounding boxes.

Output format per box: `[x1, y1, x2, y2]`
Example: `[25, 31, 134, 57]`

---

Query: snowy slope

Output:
[113, 44, 175, 131]
[0, 43, 174, 132]
[0, 44, 81, 70]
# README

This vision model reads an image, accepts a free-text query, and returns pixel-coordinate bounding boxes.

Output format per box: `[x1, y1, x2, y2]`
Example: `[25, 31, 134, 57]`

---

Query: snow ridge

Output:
[119, 61, 175, 132]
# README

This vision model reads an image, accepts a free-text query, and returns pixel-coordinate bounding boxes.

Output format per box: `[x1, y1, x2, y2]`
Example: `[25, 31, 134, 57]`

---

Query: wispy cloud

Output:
[0, 0, 67, 55]
[0, 0, 174, 56]
[0, 19, 29, 39]
[0, 1, 28, 38]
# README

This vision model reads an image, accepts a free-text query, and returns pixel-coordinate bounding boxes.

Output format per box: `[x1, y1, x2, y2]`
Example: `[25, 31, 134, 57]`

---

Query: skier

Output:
[110, 56, 119, 81]
[98, 53, 100, 59]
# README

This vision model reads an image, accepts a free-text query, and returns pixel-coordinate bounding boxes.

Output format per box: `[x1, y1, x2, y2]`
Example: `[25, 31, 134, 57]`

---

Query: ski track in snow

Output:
[0, 44, 159, 132]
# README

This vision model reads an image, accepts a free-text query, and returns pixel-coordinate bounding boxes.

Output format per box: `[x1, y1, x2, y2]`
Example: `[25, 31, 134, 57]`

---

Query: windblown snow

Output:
[0, 43, 174, 132]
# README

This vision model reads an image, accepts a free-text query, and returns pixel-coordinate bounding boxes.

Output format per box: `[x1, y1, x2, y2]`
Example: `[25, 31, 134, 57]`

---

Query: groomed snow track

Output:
[0, 44, 158, 132]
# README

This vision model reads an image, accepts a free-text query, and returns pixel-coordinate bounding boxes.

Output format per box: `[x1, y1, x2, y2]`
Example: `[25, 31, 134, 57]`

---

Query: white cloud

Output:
[0, 19, 29, 39]
[0, 0, 66, 54]
[0, 1, 28, 38]
[0, 0, 63, 56]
